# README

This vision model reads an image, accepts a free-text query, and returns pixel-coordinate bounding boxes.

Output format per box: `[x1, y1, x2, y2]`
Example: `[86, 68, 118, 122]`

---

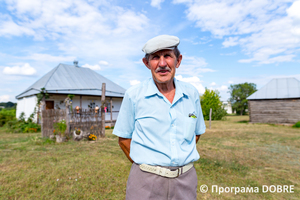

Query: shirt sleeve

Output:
[112, 91, 135, 138]
[195, 97, 206, 135]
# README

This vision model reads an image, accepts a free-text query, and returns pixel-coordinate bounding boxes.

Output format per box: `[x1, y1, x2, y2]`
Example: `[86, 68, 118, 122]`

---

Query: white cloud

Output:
[222, 37, 239, 48]
[151, 0, 165, 9]
[22, 53, 75, 62]
[239, 54, 296, 64]
[99, 61, 109, 66]
[0, 14, 35, 37]
[3, 63, 36, 75]
[228, 80, 234, 84]
[173, 0, 193, 4]
[218, 85, 228, 91]
[228, 74, 300, 89]
[210, 82, 216, 86]
[208, 84, 230, 101]
[175, 0, 300, 64]
[130, 80, 141, 86]
[175, 75, 205, 94]
[82, 64, 101, 71]
[177, 55, 214, 76]
[0, 95, 10, 102]
[1, 0, 151, 58]
[287, 0, 300, 19]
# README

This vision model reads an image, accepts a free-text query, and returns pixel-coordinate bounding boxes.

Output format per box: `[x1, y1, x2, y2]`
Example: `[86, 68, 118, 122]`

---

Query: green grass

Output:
[0, 116, 299, 199]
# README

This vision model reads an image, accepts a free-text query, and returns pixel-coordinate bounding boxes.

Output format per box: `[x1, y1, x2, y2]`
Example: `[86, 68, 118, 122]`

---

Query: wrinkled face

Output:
[143, 49, 182, 84]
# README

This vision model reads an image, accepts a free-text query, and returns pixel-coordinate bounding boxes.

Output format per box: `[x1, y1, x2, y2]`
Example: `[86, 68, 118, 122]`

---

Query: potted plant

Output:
[74, 128, 82, 135]
[73, 128, 84, 141]
[53, 119, 67, 143]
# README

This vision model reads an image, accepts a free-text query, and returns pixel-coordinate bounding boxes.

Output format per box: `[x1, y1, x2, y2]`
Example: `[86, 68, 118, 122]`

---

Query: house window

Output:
[88, 100, 96, 109]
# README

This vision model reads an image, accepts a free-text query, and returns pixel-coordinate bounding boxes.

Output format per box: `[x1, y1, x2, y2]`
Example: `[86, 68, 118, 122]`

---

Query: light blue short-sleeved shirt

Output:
[113, 78, 206, 167]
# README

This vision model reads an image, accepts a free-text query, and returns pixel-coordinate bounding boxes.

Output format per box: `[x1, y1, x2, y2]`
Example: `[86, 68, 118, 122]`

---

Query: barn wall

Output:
[249, 99, 300, 124]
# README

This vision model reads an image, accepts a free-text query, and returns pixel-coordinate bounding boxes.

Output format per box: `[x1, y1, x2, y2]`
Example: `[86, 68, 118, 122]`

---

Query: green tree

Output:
[0, 109, 16, 126]
[200, 88, 227, 120]
[229, 83, 257, 115]
[0, 101, 17, 109]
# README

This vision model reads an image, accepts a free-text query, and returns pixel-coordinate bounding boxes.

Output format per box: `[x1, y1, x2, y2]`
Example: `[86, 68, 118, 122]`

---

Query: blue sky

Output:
[0, 0, 300, 102]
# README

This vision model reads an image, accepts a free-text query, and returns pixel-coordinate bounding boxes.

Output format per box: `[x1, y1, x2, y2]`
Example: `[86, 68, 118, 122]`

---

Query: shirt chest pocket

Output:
[184, 117, 196, 142]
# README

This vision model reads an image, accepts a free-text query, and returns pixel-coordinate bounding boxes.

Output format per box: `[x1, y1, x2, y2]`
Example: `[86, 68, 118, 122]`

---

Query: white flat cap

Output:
[142, 35, 180, 54]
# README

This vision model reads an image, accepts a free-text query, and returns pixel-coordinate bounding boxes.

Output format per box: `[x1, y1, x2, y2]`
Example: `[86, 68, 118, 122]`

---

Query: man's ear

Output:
[142, 58, 151, 70]
[175, 54, 182, 69]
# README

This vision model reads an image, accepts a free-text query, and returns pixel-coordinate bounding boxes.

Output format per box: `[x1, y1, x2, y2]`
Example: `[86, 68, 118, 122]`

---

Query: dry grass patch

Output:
[197, 116, 299, 199]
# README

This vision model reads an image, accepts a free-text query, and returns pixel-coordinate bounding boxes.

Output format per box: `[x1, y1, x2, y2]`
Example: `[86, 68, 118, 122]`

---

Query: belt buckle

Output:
[175, 168, 181, 178]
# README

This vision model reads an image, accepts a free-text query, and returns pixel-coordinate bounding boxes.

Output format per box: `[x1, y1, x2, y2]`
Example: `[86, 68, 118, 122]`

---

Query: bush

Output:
[5, 112, 41, 133]
[292, 121, 300, 128]
[53, 119, 67, 136]
[0, 109, 16, 127]
[200, 89, 227, 120]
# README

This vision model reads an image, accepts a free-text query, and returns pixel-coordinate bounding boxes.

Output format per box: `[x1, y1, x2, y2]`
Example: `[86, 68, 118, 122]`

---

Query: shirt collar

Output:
[144, 78, 160, 97]
[144, 77, 189, 99]
[173, 78, 189, 103]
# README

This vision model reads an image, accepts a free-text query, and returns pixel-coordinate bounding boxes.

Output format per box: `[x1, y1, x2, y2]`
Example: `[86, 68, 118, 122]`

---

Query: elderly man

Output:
[113, 35, 206, 200]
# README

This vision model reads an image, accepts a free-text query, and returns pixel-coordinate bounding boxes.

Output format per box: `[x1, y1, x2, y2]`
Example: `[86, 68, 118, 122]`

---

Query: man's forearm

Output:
[196, 135, 201, 144]
[118, 137, 133, 163]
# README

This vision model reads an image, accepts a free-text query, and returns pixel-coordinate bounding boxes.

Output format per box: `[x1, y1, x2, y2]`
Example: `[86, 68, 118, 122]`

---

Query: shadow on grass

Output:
[237, 120, 249, 123]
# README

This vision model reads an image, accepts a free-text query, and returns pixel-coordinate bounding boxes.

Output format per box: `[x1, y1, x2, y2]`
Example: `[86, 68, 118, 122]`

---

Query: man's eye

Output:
[164, 54, 171, 58]
[152, 55, 159, 59]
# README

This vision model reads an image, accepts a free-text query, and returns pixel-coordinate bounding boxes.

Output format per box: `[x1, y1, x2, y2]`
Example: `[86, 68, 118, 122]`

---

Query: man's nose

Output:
[158, 56, 167, 67]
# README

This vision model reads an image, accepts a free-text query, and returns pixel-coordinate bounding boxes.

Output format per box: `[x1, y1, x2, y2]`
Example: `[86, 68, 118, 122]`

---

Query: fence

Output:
[41, 108, 111, 138]
[69, 109, 103, 138]
[41, 109, 67, 137]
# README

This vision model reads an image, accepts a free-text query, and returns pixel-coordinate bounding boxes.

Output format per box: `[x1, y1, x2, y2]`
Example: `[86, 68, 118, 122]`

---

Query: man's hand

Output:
[196, 135, 201, 144]
[118, 137, 134, 163]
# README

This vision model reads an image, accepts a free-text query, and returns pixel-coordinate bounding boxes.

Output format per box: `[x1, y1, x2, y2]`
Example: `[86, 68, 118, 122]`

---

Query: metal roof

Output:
[247, 78, 300, 100]
[16, 63, 126, 99]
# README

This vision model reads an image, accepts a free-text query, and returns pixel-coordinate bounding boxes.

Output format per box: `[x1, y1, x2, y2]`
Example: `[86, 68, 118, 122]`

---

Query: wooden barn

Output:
[247, 78, 300, 124]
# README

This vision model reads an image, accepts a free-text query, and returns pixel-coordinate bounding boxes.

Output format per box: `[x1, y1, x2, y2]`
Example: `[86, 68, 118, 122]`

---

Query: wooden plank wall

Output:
[248, 99, 300, 124]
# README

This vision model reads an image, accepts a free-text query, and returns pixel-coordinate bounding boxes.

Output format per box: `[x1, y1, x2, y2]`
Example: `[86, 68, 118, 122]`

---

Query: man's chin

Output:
[153, 77, 173, 84]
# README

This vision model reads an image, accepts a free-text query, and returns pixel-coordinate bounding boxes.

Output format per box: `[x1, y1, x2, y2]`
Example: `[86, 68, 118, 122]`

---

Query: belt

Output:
[139, 163, 193, 178]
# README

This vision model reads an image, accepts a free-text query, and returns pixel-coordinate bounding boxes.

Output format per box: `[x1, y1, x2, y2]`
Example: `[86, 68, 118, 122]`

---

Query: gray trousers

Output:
[126, 163, 198, 200]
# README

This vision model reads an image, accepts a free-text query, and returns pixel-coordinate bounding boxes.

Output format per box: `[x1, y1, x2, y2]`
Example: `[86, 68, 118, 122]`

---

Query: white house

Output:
[16, 62, 126, 122]
[222, 101, 233, 114]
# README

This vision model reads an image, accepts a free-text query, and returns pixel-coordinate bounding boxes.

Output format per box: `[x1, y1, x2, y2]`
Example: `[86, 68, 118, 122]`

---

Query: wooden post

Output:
[80, 95, 82, 109]
[209, 108, 212, 129]
[41, 96, 45, 137]
[101, 83, 106, 137]
[65, 104, 70, 136]
[110, 97, 113, 126]
[248, 101, 252, 122]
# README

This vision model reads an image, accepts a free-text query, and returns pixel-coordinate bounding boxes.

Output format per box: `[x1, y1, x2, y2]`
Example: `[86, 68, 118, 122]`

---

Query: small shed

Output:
[16, 62, 126, 123]
[247, 78, 300, 124]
